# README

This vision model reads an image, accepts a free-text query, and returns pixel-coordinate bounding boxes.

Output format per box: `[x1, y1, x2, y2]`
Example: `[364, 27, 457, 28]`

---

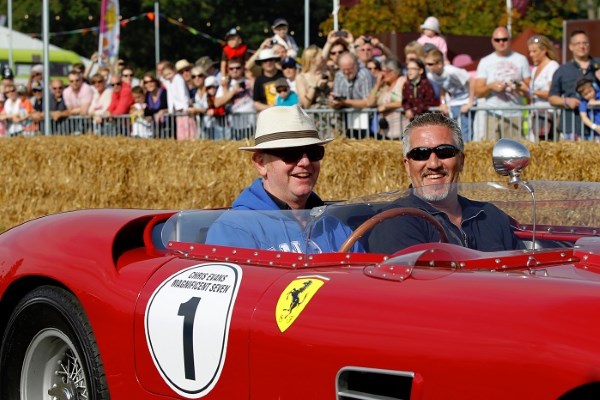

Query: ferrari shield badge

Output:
[145, 263, 242, 399]
[276, 276, 326, 333]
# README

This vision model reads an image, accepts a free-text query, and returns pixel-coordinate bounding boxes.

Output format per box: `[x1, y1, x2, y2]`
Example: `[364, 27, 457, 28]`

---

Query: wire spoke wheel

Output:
[22, 328, 89, 399]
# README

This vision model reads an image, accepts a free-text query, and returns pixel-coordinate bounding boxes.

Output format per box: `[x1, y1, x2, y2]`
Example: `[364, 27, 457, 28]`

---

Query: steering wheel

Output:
[338, 207, 449, 252]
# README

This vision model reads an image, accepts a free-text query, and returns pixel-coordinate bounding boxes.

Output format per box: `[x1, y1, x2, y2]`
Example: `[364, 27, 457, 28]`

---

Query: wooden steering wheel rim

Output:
[338, 207, 449, 252]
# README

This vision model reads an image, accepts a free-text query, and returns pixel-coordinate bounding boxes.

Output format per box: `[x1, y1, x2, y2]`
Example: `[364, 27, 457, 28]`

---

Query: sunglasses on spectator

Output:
[263, 146, 325, 163]
[493, 37, 509, 43]
[425, 61, 440, 66]
[51, 86, 64, 90]
[112, 82, 122, 86]
[228, 66, 242, 71]
[191, 74, 205, 78]
[406, 145, 461, 161]
[330, 51, 343, 55]
[276, 87, 288, 93]
[69, 79, 81, 83]
[122, 73, 133, 77]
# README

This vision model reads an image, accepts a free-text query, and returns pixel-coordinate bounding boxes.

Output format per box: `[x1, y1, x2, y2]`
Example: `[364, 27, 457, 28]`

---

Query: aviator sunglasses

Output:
[406, 144, 460, 161]
[263, 146, 325, 163]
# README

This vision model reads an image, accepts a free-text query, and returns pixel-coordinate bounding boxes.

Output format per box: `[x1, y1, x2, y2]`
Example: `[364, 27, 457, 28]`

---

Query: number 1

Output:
[178, 297, 201, 380]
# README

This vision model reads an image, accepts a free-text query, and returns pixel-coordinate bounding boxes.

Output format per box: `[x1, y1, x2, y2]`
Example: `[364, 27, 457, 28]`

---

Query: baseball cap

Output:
[281, 57, 298, 69]
[225, 28, 240, 39]
[272, 18, 289, 28]
[31, 80, 44, 91]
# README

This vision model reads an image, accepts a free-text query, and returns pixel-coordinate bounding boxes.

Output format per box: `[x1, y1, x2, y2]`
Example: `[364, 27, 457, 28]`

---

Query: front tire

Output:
[0, 286, 109, 399]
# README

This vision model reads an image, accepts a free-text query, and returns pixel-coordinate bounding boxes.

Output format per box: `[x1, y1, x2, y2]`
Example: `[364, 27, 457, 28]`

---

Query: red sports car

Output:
[1, 140, 600, 399]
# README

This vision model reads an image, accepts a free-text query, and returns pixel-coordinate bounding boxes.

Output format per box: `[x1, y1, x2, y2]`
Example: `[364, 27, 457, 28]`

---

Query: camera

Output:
[333, 95, 346, 101]
[239, 81, 246, 90]
[271, 38, 278, 45]
[363, 36, 372, 43]
[334, 30, 348, 38]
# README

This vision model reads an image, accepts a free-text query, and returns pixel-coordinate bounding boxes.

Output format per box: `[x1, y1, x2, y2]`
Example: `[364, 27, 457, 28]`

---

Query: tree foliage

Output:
[320, 0, 583, 41]
[0, 0, 332, 71]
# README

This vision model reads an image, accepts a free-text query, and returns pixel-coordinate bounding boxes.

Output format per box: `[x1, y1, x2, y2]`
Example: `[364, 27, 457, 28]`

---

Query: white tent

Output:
[0, 25, 67, 52]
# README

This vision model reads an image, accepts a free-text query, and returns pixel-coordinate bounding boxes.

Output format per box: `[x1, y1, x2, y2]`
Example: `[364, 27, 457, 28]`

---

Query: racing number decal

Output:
[145, 263, 242, 398]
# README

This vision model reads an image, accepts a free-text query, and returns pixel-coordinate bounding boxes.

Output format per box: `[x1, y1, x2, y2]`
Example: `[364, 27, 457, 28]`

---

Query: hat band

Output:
[255, 130, 320, 145]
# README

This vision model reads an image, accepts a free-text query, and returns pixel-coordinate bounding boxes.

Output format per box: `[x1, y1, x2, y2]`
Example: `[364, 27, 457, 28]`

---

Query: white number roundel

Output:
[145, 263, 242, 398]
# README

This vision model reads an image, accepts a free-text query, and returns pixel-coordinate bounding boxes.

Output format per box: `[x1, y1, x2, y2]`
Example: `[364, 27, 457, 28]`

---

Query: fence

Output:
[1, 105, 596, 142]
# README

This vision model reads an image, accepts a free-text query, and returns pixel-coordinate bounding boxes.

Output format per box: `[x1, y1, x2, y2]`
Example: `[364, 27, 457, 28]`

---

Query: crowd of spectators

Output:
[0, 16, 599, 141]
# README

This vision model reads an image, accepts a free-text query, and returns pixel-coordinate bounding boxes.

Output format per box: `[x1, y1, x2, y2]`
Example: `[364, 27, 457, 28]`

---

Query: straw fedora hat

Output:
[240, 105, 332, 151]
[175, 59, 192, 72]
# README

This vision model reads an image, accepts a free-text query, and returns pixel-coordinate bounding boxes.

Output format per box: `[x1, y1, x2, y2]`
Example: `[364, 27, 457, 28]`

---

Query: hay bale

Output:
[0, 135, 597, 230]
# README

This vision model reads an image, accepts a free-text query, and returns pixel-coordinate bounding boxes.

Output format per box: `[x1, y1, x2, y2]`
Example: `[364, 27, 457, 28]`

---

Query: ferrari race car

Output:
[2, 139, 600, 399]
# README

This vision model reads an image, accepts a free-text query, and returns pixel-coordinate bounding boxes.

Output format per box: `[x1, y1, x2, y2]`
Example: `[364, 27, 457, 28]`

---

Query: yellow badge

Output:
[276, 278, 325, 333]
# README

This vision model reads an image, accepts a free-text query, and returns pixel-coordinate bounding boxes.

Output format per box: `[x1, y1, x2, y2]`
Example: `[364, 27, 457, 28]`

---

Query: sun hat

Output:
[256, 48, 280, 63]
[240, 105, 332, 151]
[195, 56, 217, 71]
[175, 59, 192, 72]
[420, 16, 441, 34]
[272, 18, 289, 28]
[205, 76, 219, 88]
[32, 64, 44, 74]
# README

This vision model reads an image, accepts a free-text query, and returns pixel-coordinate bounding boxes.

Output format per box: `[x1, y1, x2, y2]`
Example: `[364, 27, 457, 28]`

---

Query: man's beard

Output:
[414, 182, 457, 203]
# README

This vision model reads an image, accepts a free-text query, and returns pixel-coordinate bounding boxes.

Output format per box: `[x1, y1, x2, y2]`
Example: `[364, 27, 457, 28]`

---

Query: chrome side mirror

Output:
[492, 138, 530, 185]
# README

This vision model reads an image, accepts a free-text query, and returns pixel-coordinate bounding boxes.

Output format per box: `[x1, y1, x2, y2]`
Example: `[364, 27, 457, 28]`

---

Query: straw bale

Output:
[0, 135, 598, 230]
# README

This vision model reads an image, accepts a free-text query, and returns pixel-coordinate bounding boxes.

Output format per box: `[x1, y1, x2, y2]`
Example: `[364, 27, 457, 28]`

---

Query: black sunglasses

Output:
[263, 146, 325, 163]
[406, 144, 460, 161]
[493, 37, 509, 43]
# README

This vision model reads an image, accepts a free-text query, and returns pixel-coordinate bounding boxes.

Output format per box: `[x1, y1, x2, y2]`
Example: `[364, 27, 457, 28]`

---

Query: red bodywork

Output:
[0, 204, 600, 399]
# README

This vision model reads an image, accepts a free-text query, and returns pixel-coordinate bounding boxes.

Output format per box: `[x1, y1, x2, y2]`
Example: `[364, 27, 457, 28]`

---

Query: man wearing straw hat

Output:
[206, 105, 362, 253]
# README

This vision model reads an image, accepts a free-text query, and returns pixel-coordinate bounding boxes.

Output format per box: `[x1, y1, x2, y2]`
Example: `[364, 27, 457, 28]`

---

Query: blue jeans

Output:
[451, 105, 473, 143]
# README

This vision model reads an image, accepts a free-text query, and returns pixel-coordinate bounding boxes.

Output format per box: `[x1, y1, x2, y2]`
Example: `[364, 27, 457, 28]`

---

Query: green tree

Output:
[1, 0, 333, 71]
[320, 0, 582, 41]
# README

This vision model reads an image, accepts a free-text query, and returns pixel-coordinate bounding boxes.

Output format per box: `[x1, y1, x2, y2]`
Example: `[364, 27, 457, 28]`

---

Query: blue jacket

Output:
[206, 178, 361, 253]
[368, 193, 524, 254]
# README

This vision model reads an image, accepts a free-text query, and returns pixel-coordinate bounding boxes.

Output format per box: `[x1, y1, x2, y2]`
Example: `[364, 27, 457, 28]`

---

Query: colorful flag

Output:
[98, 0, 120, 66]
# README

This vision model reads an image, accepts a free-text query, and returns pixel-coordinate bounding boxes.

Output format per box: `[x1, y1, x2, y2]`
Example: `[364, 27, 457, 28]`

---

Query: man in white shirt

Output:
[474, 26, 531, 141]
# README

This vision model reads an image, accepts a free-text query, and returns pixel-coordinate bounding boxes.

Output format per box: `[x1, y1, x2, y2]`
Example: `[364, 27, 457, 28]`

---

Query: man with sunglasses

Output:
[368, 112, 522, 254]
[206, 105, 361, 253]
[474, 26, 530, 141]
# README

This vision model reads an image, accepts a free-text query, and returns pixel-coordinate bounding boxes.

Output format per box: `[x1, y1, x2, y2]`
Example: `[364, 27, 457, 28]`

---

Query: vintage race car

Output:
[1, 139, 600, 399]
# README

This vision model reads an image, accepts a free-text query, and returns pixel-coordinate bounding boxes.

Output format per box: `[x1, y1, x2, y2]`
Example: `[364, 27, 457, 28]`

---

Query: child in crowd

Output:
[130, 86, 153, 138]
[271, 18, 298, 58]
[417, 16, 449, 64]
[200, 76, 229, 140]
[576, 77, 600, 141]
[220, 28, 248, 78]
[274, 78, 298, 106]
[402, 59, 438, 121]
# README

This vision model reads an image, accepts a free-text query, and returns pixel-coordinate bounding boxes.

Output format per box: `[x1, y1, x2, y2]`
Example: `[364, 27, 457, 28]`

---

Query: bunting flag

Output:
[28, 12, 237, 50]
[98, 0, 120, 65]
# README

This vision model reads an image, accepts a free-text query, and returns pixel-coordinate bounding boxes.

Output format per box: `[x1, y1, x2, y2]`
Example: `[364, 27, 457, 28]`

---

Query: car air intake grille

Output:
[337, 367, 413, 400]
